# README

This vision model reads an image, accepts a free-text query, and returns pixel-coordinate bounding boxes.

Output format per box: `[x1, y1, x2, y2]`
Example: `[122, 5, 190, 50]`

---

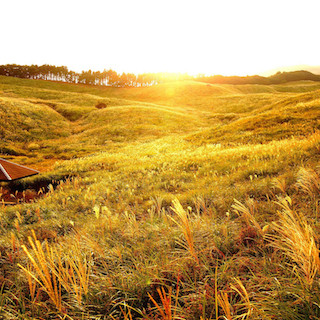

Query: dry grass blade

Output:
[115, 306, 134, 320]
[230, 278, 253, 319]
[232, 199, 263, 236]
[296, 167, 320, 197]
[217, 292, 233, 320]
[25, 263, 37, 302]
[272, 177, 287, 194]
[268, 196, 320, 286]
[54, 243, 91, 304]
[18, 230, 62, 311]
[170, 198, 199, 263]
[19, 230, 92, 311]
[148, 286, 174, 320]
[216, 278, 252, 320]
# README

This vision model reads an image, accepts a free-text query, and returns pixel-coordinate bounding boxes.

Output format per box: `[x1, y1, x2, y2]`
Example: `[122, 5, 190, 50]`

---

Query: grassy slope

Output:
[188, 90, 320, 144]
[1, 76, 320, 318]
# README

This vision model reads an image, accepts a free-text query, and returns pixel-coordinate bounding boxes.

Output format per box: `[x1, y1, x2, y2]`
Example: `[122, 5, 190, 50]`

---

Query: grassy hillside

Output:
[1, 76, 320, 319]
[188, 90, 320, 144]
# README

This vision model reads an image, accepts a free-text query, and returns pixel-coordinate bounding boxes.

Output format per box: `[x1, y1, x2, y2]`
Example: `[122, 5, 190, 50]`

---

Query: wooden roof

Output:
[0, 158, 39, 181]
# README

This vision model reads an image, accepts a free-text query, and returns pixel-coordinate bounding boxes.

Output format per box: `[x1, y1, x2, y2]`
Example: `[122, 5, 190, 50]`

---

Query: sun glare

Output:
[1, 0, 320, 75]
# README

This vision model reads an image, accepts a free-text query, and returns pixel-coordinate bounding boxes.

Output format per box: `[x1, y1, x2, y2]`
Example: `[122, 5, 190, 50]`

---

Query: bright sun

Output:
[1, 0, 320, 75]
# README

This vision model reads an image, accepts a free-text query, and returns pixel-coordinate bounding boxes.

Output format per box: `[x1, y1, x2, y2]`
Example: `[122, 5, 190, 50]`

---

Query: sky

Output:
[1, 0, 320, 76]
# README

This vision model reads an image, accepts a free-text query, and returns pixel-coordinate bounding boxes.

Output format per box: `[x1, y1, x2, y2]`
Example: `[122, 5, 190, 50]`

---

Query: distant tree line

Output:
[196, 70, 320, 85]
[1, 64, 319, 87]
[0, 64, 193, 87]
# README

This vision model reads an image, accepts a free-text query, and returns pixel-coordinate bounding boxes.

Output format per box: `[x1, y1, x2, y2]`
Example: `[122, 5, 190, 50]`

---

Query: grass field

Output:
[1, 75, 320, 319]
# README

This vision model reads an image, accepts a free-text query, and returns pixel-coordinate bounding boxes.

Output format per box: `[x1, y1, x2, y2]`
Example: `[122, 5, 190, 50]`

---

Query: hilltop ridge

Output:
[1, 75, 320, 166]
[1, 63, 320, 87]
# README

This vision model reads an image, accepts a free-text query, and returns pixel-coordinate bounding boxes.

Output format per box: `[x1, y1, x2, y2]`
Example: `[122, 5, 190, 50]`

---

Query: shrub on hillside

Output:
[95, 102, 107, 109]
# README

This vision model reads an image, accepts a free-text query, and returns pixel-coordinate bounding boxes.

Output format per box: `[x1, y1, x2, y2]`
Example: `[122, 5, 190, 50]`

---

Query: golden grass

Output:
[170, 199, 199, 264]
[147, 286, 179, 320]
[217, 292, 233, 320]
[18, 230, 91, 312]
[296, 167, 320, 197]
[18, 230, 63, 311]
[199, 277, 253, 320]
[2, 76, 320, 318]
[268, 197, 320, 286]
[232, 199, 263, 236]
[229, 278, 253, 319]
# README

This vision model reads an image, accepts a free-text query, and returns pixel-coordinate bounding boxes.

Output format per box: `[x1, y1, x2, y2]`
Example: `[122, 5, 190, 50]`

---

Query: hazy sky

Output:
[1, 0, 320, 76]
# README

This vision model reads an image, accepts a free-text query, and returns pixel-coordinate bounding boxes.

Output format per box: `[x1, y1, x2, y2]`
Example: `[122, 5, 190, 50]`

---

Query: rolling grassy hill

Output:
[1, 76, 320, 319]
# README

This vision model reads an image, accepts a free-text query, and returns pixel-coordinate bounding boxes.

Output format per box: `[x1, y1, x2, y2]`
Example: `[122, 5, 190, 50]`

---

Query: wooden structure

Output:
[0, 158, 40, 205]
[0, 158, 39, 181]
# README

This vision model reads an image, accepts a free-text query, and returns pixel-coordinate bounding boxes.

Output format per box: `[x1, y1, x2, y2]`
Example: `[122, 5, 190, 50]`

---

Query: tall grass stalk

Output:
[18, 230, 63, 311]
[272, 177, 287, 194]
[296, 167, 320, 222]
[170, 199, 199, 264]
[230, 278, 253, 319]
[19, 230, 91, 311]
[148, 286, 179, 320]
[296, 168, 320, 197]
[232, 199, 263, 236]
[26, 263, 37, 303]
[217, 292, 233, 320]
[216, 278, 252, 320]
[269, 196, 320, 286]
[111, 306, 134, 320]
[54, 243, 91, 305]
